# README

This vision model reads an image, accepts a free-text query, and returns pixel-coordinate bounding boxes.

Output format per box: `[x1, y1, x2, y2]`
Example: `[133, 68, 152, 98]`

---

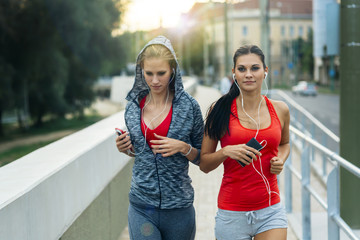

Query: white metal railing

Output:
[273, 90, 340, 185]
[286, 125, 360, 240]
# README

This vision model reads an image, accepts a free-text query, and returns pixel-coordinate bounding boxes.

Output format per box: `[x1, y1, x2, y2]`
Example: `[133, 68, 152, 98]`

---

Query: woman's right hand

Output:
[115, 132, 133, 154]
[222, 144, 261, 166]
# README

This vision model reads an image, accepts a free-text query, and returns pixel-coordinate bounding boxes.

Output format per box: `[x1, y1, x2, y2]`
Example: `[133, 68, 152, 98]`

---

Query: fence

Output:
[286, 125, 360, 240]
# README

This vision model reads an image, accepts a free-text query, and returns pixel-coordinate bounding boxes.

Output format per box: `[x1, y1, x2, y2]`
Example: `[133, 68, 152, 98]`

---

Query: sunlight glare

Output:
[122, 0, 207, 31]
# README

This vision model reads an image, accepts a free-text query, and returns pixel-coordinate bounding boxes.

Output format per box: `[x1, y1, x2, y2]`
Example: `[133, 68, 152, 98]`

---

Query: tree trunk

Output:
[0, 107, 3, 137]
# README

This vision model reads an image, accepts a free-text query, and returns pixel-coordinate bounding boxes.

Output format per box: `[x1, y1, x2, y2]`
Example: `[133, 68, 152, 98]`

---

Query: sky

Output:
[121, 0, 208, 31]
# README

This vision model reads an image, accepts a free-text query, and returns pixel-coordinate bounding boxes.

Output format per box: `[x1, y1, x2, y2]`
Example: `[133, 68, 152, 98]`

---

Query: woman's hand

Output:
[150, 133, 189, 157]
[270, 157, 285, 175]
[115, 132, 133, 155]
[222, 144, 261, 166]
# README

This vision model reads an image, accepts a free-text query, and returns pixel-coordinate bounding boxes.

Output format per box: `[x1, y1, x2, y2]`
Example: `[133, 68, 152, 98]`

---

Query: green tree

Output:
[294, 29, 314, 78]
[0, 0, 21, 135]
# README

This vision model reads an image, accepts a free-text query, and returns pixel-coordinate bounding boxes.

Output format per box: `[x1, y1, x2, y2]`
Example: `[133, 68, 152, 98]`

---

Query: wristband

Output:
[181, 144, 192, 157]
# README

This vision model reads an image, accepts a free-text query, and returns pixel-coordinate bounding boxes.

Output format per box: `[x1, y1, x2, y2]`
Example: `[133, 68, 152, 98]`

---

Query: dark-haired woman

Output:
[200, 45, 290, 240]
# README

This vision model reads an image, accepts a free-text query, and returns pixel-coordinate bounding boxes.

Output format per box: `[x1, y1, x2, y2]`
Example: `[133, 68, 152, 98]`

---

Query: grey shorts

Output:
[215, 203, 288, 240]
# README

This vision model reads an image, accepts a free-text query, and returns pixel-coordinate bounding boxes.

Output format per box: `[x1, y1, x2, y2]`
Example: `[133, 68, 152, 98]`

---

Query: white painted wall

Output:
[0, 111, 130, 240]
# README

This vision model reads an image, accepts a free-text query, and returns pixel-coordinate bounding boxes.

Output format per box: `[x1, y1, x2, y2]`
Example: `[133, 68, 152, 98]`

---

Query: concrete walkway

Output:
[119, 85, 297, 240]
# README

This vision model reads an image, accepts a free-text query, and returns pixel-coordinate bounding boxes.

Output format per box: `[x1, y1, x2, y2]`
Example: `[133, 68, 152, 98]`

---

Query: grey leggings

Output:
[128, 202, 196, 240]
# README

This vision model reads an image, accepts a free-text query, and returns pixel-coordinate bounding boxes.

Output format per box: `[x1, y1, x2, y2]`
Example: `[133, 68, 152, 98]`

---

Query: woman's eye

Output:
[158, 72, 166, 76]
[238, 67, 246, 72]
[145, 72, 153, 76]
[251, 66, 260, 71]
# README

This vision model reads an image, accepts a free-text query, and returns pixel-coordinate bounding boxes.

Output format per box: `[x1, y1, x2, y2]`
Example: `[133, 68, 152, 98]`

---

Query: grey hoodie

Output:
[125, 36, 204, 209]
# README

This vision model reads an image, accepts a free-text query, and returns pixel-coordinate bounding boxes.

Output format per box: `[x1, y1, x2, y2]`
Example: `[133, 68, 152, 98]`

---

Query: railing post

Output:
[302, 112, 307, 132]
[301, 144, 311, 240]
[285, 138, 293, 213]
[322, 133, 328, 178]
[327, 165, 340, 240]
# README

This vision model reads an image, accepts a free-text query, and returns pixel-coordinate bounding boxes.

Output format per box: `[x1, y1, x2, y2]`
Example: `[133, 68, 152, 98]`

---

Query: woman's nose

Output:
[151, 75, 160, 83]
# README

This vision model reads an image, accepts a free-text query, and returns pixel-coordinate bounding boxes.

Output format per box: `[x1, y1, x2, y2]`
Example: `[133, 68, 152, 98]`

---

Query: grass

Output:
[0, 140, 57, 167]
[0, 114, 104, 167]
[317, 86, 340, 95]
[0, 114, 103, 142]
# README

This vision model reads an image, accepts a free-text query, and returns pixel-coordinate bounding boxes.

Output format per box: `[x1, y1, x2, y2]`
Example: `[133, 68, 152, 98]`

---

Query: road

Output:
[281, 90, 340, 137]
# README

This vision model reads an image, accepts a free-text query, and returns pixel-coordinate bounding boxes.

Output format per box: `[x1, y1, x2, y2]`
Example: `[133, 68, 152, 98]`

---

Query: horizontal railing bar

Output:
[276, 90, 340, 143]
[333, 215, 360, 240]
[290, 125, 360, 178]
[305, 185, 328, 210]
[287, 165, 302, 181]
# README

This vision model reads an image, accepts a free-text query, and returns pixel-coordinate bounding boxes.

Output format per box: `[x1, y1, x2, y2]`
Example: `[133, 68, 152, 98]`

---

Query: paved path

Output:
[0, 98, 122, 154]
[119, 85, 297, 240]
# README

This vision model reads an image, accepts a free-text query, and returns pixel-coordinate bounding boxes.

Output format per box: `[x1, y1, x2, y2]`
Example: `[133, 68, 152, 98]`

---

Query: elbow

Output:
[199, 162, 211, 174]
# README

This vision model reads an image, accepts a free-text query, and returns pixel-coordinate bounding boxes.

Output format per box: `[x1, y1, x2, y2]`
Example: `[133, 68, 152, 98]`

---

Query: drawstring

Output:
[245, 211, 257, 225]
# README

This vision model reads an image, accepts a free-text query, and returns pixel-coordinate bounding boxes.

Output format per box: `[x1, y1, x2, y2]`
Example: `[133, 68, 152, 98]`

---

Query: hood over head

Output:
[126, 35, 184, 103]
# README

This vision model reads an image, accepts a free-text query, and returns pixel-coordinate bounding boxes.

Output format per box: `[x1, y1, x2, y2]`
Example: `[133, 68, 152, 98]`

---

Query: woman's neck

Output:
[148, 91, 171, 107]
[239, 92, 263, 111]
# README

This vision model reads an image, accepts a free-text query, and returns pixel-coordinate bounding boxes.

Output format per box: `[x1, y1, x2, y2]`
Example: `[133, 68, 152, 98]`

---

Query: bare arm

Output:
[270, 101, 290, 175]
[200, 133, 261, 174]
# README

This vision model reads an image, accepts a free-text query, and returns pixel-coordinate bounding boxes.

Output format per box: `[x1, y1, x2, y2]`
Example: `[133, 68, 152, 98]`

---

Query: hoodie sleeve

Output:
[189, 98, 204, 166]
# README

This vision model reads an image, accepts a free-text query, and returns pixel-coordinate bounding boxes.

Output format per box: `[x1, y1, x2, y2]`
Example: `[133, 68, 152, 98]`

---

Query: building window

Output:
[243, 26, 248, 36]
[307, 26, 312, 35]
[299, 26, 303, 37]
[281, 25, 285, 37]
[289, 25, 294, 37]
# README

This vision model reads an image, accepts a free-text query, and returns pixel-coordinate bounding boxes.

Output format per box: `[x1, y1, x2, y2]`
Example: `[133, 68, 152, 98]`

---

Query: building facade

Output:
[186, 0, 313, 87]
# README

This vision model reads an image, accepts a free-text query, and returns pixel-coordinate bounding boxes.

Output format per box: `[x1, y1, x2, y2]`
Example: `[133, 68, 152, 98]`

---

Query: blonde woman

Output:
[116, 36, 203, 240]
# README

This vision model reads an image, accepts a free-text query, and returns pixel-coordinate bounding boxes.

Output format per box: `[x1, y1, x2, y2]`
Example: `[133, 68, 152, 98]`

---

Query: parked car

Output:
[292, 81, 318, 96]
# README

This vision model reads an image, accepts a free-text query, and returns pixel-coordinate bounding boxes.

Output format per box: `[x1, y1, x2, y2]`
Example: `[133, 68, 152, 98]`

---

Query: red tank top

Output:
[140, 96, 173, 148]
[219, 96, 282, 211]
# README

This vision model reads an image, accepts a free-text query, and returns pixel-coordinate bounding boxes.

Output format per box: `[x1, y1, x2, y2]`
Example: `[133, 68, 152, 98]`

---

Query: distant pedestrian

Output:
[115, 35, 204, 240]
[200, 45, 290, 240]
[220, 75, 232, 95]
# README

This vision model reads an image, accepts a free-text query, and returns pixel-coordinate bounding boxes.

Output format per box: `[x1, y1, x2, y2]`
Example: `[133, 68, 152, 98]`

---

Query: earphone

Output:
[128, 67, 176, 156]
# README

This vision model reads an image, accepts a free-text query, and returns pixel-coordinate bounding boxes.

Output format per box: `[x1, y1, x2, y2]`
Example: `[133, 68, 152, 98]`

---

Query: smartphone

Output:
[237, 137, 264, 167]
[115, 128, 125, 136]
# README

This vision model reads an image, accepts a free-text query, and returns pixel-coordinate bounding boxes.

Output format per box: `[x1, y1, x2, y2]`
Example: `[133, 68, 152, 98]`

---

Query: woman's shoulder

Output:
[178, 91, 201, 108]
[268, 98, 289, 118]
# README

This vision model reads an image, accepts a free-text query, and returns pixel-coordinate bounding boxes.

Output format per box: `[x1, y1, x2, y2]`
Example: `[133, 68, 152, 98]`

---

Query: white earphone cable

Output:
[234, 72, 280, 208]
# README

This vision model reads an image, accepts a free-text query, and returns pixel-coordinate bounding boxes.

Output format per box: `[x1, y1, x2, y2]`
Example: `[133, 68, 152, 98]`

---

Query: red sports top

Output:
[219, 96, 282, 211]
[140, 96, 173, 148]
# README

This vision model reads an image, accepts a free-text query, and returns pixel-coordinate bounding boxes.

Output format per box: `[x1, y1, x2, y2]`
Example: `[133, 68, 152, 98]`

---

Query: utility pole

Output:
[340, 0, 360, 228]
[260, 0, 271, 90]
[224, 0, 229, 75]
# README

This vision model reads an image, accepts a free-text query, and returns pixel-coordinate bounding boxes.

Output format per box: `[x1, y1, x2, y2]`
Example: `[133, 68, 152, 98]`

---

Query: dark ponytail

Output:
[204, 44, 266, 140]
[204, 82, 239, 140]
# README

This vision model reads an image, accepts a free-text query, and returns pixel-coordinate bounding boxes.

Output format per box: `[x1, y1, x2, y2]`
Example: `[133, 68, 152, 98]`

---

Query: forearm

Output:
[180, 142, 198, 163]
[278, 143, 290, 163]
[200, 148, 228, 173]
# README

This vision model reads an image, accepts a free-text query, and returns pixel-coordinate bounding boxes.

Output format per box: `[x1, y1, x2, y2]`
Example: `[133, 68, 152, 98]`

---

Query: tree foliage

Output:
[0, 0, 125, 133]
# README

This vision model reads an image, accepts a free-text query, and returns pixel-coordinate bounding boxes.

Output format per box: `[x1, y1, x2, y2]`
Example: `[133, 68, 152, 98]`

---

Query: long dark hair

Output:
[204, 45, 266, 140]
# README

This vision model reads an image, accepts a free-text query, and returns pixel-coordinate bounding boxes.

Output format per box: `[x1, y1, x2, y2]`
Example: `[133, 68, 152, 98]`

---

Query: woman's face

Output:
[232, 53, 267, 91]
[143, 57, 172, 95]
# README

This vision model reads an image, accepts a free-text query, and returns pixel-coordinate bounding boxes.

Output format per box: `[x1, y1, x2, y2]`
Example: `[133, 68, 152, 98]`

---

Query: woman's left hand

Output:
[270, 157, 285, 175]
[151, 133, 187, 157]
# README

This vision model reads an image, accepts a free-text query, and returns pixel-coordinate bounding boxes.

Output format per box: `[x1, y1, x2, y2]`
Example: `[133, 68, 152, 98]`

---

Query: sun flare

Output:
[122, 0, 207, 31]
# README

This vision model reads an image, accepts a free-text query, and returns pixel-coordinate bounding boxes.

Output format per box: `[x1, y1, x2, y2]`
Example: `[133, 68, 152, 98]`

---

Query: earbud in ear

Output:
[265, 72, 268, 78]
[232, 73, 236, 80]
